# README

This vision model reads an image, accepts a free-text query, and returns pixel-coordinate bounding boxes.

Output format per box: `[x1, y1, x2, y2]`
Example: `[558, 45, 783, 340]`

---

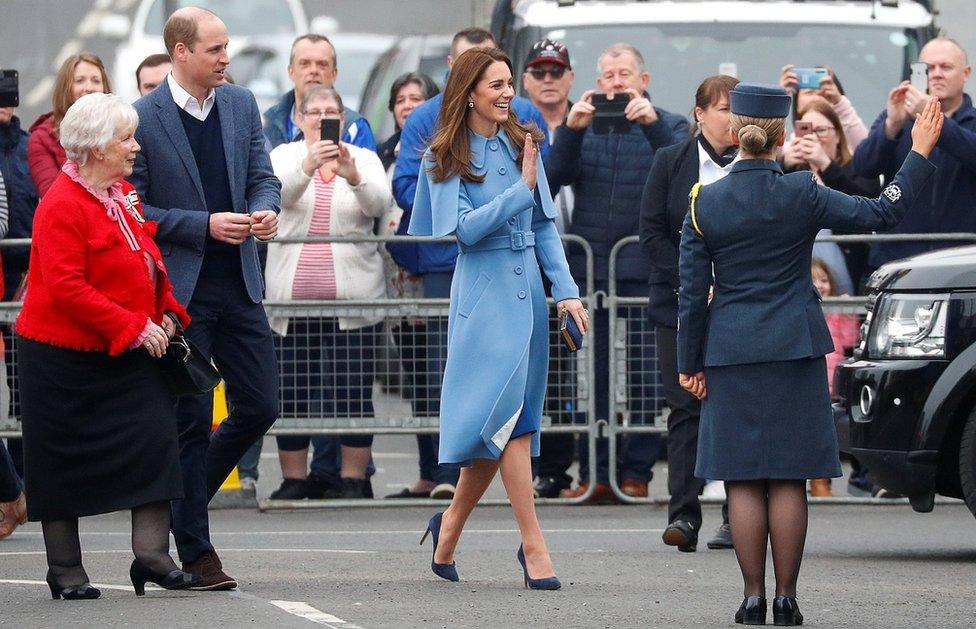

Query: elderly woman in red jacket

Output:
[16, 92, 201, 600]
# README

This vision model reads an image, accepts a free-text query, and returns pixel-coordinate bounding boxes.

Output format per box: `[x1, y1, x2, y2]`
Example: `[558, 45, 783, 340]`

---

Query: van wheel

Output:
[961, 409, 976, 520]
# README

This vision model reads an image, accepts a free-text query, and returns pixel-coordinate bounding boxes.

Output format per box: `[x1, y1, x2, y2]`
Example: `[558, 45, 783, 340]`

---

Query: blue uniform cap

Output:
[730, 83, 792, 118]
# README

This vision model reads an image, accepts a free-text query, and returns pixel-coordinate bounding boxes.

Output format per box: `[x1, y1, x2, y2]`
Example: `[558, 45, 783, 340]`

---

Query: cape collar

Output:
[469, 128, 519, 169]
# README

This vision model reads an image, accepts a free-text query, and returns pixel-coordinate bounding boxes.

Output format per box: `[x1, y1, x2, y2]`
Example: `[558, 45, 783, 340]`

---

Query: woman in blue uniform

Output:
[408, 47, 588, 589]
[677, 84, 943, 625]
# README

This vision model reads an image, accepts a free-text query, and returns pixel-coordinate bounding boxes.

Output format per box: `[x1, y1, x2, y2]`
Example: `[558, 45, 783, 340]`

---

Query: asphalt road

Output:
[2, 464, 975, 628]
[4, 420, 976, 627]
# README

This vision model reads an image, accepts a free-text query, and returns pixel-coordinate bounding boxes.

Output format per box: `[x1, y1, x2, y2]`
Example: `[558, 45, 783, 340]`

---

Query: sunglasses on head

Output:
[527, 66, 567, 80]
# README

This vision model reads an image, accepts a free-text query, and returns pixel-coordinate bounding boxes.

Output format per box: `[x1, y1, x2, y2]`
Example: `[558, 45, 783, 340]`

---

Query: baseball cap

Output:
[524, 39, 571, 70]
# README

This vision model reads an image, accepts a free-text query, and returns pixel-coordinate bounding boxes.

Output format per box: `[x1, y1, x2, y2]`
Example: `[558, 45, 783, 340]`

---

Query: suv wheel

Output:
[961, 408, 976, 519]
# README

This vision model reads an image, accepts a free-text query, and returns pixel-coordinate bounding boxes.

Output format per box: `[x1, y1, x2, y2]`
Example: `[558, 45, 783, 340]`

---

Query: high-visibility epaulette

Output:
[689, 182, 703, 237]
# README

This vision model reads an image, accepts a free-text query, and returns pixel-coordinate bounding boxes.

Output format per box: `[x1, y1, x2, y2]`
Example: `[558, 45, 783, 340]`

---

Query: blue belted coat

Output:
[409, 130, 580, 467]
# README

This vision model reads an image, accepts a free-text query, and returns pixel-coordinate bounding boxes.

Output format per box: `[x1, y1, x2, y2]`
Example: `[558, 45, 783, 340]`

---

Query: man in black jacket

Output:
[547, 43, 687, 502]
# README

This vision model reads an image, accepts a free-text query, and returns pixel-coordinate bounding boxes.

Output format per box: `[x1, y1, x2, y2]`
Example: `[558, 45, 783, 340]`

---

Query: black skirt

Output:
[695, 356, 843, 481]
[19, 336, 183, 521]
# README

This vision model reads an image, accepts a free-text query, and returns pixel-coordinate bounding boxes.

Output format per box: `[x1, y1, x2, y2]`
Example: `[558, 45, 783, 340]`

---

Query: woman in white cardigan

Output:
[266, 85, 393, 500]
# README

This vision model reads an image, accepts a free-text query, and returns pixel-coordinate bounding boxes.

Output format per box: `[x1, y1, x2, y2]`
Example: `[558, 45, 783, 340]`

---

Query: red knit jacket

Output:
[27, 112, 66, 198]
[16, 171, 190, 356]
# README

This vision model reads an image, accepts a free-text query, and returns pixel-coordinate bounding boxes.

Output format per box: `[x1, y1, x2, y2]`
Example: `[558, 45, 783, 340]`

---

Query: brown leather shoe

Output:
[183, 551, 237, 591]
[0, 492, 27, 539]
[559, 482, 619, 504]
[809, 478, 832, 497]
[619, 478, 649, 498]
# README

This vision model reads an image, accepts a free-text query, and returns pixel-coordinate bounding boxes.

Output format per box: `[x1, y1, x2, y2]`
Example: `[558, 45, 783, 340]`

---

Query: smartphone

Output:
[0, 70, 18, 108]
[910, 62, 929, 94]
[794, 67, 829, 90]
[320, 118, 341, 144]
[794, 121, 813, 138]
[590, 92, 631, 134]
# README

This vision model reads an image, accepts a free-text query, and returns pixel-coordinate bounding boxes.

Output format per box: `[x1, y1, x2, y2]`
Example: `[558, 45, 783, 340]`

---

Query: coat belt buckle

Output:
[510, 231, 526, 250]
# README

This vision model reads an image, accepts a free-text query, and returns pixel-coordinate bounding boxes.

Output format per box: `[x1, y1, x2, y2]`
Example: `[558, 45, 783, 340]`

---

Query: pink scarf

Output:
[61, 160, 142, 251]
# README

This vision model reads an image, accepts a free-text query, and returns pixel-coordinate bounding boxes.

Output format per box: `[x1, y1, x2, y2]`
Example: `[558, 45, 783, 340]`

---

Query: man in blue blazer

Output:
[130, 7, 281, 590]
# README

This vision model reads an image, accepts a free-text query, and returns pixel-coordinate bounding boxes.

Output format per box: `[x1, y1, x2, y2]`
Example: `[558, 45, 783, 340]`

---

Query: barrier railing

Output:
[604, 232, 976, 504]
[0, 234, 601, 507]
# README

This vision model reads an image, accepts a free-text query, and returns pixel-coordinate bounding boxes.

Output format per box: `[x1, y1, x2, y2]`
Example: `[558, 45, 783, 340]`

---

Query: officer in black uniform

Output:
[677, 83, 943, 626]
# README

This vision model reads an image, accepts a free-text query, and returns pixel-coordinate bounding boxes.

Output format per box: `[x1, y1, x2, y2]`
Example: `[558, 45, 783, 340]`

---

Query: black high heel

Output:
[46, 569, 100, 600]
[734, 595, 767, 625]
[772, 596, 803, 626]
[129, 559, 203, 596]
[419, 512, 459, 582]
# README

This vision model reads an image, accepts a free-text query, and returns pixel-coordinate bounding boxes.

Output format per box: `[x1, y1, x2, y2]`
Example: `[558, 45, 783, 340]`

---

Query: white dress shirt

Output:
[167, 73, 216, 121]
[697, 139, 739, 185]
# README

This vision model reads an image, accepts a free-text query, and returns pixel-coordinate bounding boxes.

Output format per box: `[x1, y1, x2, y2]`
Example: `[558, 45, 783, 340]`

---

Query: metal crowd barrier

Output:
[0, 234, 603, 507]
[604, 232, 976, 504]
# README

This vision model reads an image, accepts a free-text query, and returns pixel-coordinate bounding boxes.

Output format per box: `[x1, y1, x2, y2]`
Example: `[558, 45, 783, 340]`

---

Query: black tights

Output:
[727, 479, 808, 598]
[42, 501, 179, 586]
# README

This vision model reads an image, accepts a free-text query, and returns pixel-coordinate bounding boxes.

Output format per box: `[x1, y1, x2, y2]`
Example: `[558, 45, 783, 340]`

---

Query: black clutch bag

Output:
[559, 310, 584, 353]
[159, 335, 221, 397]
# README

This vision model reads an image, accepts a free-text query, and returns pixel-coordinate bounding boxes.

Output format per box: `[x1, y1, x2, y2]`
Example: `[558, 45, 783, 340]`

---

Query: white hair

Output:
[59, 93, 139, 166]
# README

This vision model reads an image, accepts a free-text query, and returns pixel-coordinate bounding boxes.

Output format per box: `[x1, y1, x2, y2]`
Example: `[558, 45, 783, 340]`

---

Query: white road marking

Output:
[0, 578, 154, 592]
[270, 600, 363, 628]
[0, 548, 375, 557]
[4, 527, 664, 538]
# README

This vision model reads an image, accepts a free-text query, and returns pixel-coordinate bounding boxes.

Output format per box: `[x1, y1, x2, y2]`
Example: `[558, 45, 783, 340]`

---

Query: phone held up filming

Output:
[591, 92, 631, 134]
[910, 62, 929, 94]
[320, 118, 341, 145]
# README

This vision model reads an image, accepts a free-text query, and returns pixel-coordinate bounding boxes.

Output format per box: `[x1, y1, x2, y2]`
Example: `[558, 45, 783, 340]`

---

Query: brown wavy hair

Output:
[52, 53, 111, 137]
[427, 47, 543, 183]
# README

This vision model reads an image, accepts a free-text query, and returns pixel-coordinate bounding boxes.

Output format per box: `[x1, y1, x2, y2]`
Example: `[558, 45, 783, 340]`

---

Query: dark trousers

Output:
[276, 320, 378, 452]
[171, 270, 279, 563]
[0, 439, 20, 502]
[578, 280, 662, 484]
[655, 324, 729, 529]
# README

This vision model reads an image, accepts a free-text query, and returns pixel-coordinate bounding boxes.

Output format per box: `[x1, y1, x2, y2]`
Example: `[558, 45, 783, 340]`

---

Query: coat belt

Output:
[458, 230, 536, 253]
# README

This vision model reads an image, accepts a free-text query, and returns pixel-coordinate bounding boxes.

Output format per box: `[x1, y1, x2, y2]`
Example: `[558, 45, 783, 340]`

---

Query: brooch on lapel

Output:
[124, 190, 145, 224]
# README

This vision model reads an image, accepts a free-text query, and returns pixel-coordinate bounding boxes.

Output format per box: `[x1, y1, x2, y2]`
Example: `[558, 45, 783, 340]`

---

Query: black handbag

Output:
[159, 334, 221, 397]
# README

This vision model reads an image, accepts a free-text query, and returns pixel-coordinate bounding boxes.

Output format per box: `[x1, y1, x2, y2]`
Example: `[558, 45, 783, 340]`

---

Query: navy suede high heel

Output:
[516, 545, 561, 590]
[420, 512, 459, 582]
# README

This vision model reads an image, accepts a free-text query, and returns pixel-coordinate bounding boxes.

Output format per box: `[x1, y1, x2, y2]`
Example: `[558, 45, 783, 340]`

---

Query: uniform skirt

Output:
[695, 356, 842, 481]
[19, 337, 183, 521]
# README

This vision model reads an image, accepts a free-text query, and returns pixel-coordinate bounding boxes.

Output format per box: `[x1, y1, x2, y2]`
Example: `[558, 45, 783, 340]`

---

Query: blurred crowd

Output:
[3, 10, 974, 546]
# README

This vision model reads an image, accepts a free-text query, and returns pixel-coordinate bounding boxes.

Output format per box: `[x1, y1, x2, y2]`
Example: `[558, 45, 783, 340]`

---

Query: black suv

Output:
[835, 246, 976, 521]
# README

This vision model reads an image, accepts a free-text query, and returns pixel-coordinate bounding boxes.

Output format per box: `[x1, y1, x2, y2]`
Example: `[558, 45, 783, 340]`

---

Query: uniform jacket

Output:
[391, 93, 549, 275]
[263, 89, 376, 152]
[0, 115, 39, 297]
[852, 94, 976, 267]
[678, 151, 936, 374]
[26, 112, 66, 198]
[639, 136, 700, 327]
[130, 81, 282, 305]
[408, 129, 578, 464]
[267, 141, 392, 334]
[546, 104, 688, 284]
[16, 172, 189, 356]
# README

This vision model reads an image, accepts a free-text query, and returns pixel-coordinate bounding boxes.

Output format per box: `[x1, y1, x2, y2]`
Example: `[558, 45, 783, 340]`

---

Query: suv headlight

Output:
[870, 293, 948, 359]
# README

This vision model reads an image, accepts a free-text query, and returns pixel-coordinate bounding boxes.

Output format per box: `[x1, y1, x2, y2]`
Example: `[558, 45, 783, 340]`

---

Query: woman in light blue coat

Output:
[409, 47, 588, 589]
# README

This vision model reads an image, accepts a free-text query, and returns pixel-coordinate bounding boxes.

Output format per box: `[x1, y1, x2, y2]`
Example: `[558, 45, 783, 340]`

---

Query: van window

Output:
[528, 23, 921, 119]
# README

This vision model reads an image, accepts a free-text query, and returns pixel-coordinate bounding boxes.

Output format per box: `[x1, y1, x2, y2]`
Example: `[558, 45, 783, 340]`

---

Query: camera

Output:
[0, 69, 19, 108]
[793, 67, 828, 90]
[590, 92, 631, 134]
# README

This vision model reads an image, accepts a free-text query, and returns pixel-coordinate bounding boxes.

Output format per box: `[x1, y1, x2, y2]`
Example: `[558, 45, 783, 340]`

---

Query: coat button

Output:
[508, 217, 516, 225]
[514, 265, 523, 275]
[489, 142, 498, 151]
[518, 290, 526, 299]
[498, 166, 507, 174]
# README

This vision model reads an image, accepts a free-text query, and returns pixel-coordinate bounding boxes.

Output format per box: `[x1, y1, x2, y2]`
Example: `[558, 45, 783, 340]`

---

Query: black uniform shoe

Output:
[269, 478, 310, 500]
[306, 472, 340, 499]
[662, 519, 698, 552]
[772, 596, 803, 626]
[707, 522, 734, 549]
[734, 596, 767, 625]
[534, 476, 572, 498]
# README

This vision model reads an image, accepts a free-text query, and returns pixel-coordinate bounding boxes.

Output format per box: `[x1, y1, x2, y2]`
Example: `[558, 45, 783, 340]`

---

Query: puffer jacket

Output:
[546, 104, 688, 284]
